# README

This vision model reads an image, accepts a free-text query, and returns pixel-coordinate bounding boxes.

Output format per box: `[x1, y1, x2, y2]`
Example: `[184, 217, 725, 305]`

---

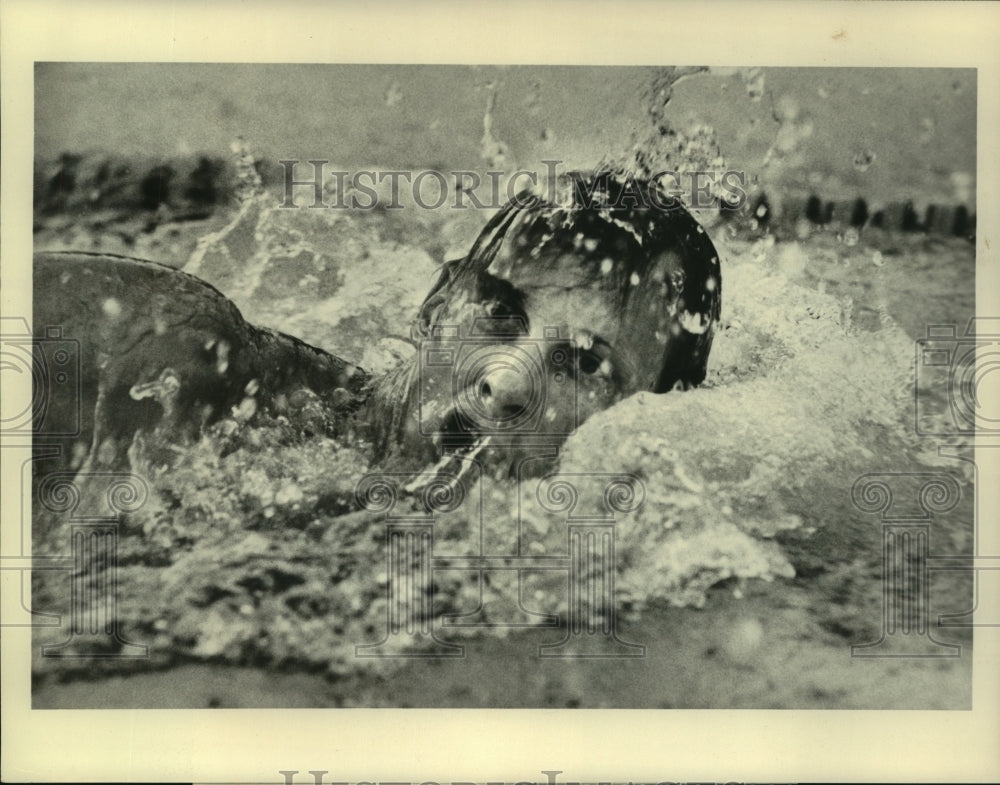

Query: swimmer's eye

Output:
[576, 340, 614, 378]
[578, 350, 603, 375]
[481, 301, 529, 335]
[488, 302, 517, 319]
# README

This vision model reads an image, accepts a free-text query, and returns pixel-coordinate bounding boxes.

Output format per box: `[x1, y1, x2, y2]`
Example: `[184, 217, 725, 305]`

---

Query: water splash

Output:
[480, 80, 508, 168]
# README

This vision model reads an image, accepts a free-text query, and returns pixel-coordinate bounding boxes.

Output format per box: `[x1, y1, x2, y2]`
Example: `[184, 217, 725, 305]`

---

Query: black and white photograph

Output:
[3, 1, 999, 782]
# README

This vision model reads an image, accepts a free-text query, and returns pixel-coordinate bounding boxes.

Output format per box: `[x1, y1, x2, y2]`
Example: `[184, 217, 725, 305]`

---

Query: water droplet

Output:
[234, 396, 257, 421]
[275, 482, 304, 506]
[775, 94, 799, 122]
[102, 298, 122, 318]
[919, 116, 935, 144]
[215, 340, 231, 375]
[853, 149, 876, 172]
[950, 171, 974, 204]
[679, 310, 710, 335]
[600, 258, 614, 274]
[630, 272, 641, 286]
[742, 67, 765, 101]
[384, 81, 403, 107]
[525, 78, 543, 115]
[723, 618, 763, 662]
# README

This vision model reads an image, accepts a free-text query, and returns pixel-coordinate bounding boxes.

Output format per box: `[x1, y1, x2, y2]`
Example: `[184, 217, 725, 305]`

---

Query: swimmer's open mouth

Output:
[404, 411, 492, 493]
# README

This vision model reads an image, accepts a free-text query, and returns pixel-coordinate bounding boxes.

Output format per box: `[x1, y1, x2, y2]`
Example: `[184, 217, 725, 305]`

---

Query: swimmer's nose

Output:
[479, 366, 532, 420]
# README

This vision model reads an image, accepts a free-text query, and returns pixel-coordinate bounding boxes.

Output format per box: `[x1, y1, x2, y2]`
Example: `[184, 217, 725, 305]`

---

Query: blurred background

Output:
[35, 64, 976, 210]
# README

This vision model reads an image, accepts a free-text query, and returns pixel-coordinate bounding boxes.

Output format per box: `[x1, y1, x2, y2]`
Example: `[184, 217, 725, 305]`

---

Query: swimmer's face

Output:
[411, 172, 720, 477]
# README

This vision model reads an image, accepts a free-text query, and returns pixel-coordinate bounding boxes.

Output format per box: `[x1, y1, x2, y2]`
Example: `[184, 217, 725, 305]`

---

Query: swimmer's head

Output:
[395, 170, 722, 476]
